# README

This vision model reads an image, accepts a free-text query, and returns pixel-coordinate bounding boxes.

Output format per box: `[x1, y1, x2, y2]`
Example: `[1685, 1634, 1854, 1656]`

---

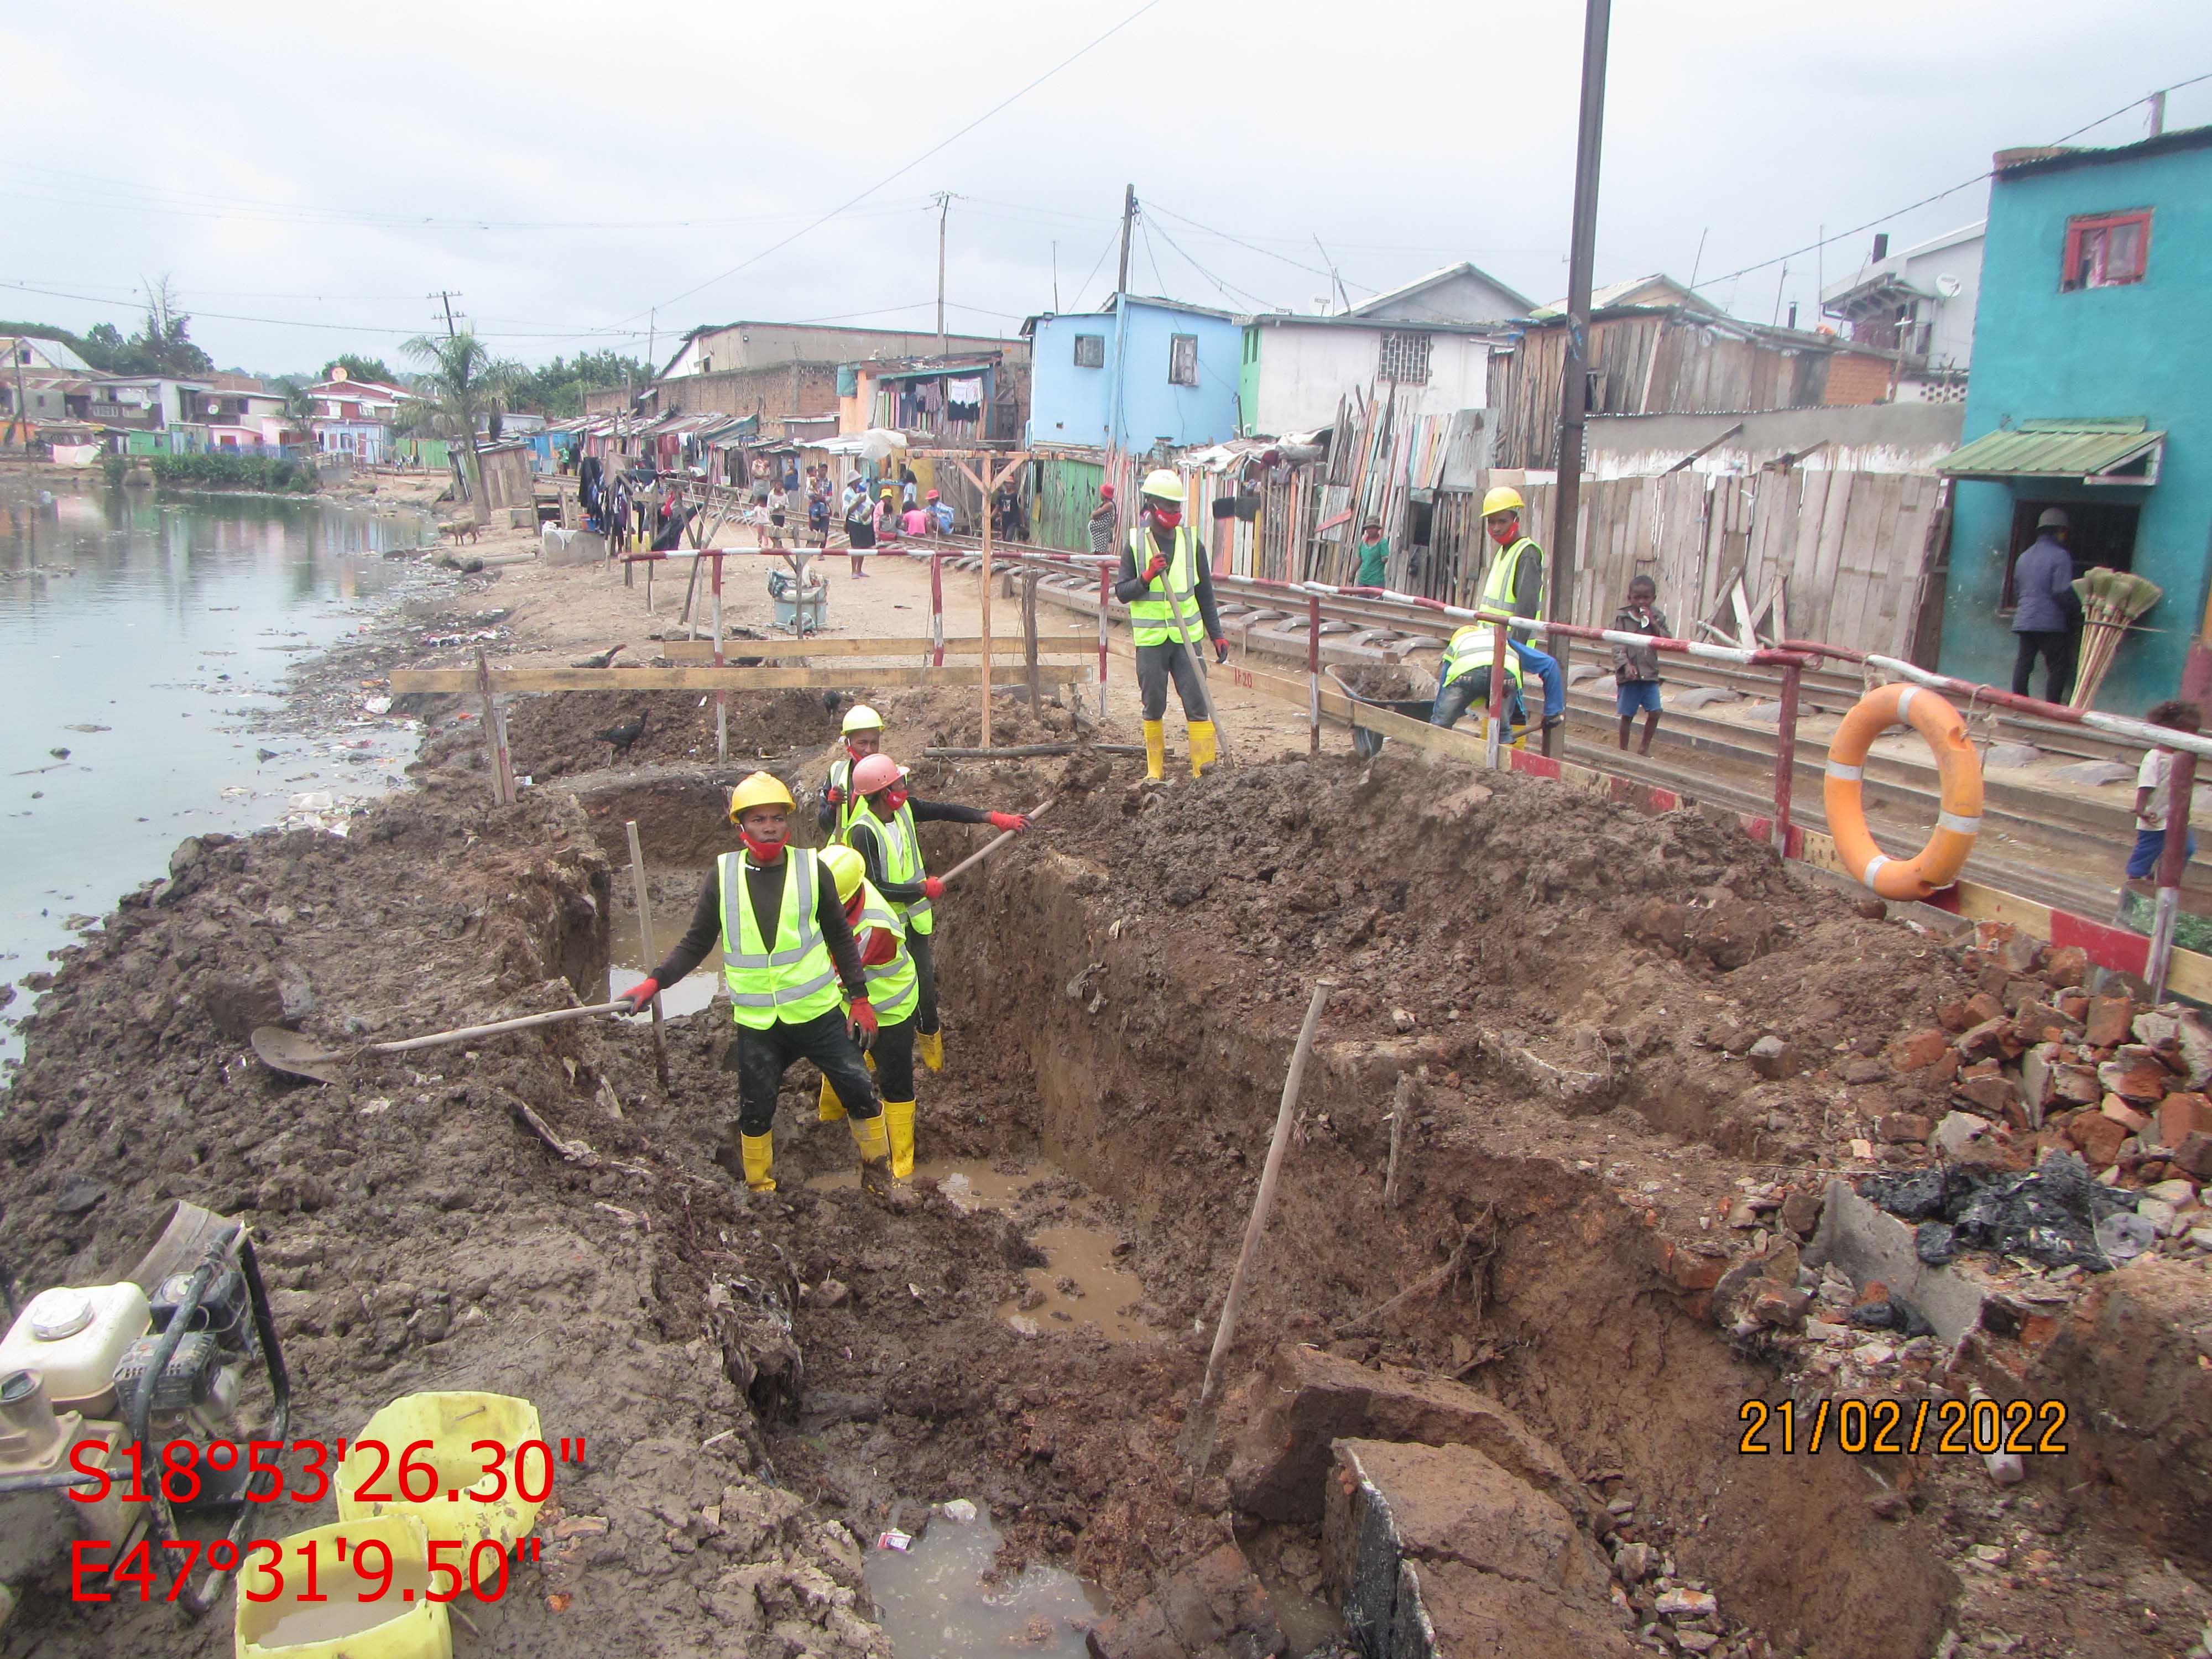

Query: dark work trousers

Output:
[871, 1016, 917, 1103]
[906, 927, 940, 1036]
[1136, 640, 1207, 721]
[734, 1008, 878, 1136]
[1431, 669, 1526, 731]
[2012, 631, 2076, 704]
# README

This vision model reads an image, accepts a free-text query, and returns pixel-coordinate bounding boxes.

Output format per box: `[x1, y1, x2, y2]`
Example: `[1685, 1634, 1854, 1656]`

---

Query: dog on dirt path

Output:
[441, 518, 481, 545]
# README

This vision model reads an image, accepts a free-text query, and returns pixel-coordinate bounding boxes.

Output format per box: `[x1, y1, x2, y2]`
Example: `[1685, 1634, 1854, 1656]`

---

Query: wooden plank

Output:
[389, 665, 1091, 694]
[654, 636, 1093, 661]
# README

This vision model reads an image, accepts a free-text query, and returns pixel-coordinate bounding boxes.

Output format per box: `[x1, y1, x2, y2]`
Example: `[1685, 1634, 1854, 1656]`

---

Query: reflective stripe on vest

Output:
[851, 880, 920, 1024]
[1479, 537, 1544, 621]
[827, 756, 860, 837]
[717, 848, 843, 1030]
[1126, 524, 1202, 647]
[844, 802, 934, 935]
[1439, 624, 1524, 690]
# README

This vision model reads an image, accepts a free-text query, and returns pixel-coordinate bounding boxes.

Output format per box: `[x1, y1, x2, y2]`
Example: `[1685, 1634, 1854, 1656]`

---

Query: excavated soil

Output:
[6, 665, 2211, 1658]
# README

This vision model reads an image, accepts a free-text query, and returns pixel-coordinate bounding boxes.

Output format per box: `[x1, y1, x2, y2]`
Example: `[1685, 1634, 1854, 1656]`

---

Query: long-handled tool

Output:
[938, 797, 1052, 885]
[251, 1001, 628, 1086]
[1147, 517, 1237, 765]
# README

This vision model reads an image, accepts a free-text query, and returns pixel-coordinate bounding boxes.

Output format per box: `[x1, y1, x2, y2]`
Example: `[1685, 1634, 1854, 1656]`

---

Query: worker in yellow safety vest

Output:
[1476, 485, 1566, 751]
[816, 702, 883, 840]
[1430, 620, 1526, 735]
[815, 844, 925, 1186]
[842, 750, 1029, 1073]
[1114, 468, 1229, 781]
[614, 772, 885, 1194]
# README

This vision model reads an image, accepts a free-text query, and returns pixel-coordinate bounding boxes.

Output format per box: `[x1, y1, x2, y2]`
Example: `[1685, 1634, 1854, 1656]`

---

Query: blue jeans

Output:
[1431, 670, 1525, 733]
[2128, 826, 2197, 880]
[1511, 641, 1564, 722]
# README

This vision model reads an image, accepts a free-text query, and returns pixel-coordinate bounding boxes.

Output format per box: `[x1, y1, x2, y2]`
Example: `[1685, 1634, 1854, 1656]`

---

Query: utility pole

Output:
[1547, 0, 1613, 759]
[9, 337, 29, 458]
[646, 307, 656, 374]
[1117, 184, 1136, 299]
[2150, 88, 2168, 136]
[433, 290, 461, 337]
[430, 289, 484, 521]
[934, 192, 952, 357]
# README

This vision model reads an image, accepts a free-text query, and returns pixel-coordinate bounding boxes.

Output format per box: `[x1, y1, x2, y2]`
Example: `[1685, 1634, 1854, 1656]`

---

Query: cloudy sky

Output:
[4, 1, 2208, 377]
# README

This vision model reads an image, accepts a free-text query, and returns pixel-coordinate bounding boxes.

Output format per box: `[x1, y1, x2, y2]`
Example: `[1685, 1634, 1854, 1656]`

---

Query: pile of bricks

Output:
[1877, 921, 2212, 1253]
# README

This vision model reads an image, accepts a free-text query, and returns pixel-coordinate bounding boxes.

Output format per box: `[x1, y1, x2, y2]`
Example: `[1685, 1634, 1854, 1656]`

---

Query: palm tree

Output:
[402, 332, 521, 520]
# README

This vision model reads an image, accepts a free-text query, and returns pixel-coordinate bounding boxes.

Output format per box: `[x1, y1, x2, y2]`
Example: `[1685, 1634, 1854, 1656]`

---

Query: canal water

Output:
[0, 482, 436, 1068]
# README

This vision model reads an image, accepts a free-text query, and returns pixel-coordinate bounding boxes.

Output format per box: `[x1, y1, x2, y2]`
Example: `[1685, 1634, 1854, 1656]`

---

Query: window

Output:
[1378, 330, 1433, 384]
[1168, 333, 1199, 387]
[1073, 333, 1105, 368]
[2062, 210, 2151, 291]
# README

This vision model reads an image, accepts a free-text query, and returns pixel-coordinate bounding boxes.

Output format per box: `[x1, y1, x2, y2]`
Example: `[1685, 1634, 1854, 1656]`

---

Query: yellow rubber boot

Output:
[918, 1030, 943, 1073]
[884, 1099, 917, 1179]
[848, 1111, 890, 1166]
[1142, 720, 1165, 781]
[816, 1075, 847, 1121]
[739, 1132, 777, 1193]
[1189, 719, 1218, 776]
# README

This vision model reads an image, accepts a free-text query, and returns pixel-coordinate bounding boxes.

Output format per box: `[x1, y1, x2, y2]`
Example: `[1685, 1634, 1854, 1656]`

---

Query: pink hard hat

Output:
[852, 753, 906, 795]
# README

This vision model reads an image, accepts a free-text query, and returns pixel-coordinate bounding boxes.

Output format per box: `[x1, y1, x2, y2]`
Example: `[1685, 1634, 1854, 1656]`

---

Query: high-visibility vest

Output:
[848, 879, 920, 1025]
[1480, 536, 1545, 621]
[1126, 524, 1203, 647]
[717, 848, 843, 1031]
[826, 756, 862, 838]
[1439, 624, 1525, 691]
[843, 801, 934, 936]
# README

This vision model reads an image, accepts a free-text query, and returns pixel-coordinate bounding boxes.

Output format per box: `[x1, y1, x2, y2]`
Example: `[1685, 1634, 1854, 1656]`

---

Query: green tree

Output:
[402, 331, 524, 519]
[125, 276, 215, 377]
[508, 350, 650, 417]
[273, 375, 321, 450]
[80, 322, 126, 371]
[324, 353, 398, 386]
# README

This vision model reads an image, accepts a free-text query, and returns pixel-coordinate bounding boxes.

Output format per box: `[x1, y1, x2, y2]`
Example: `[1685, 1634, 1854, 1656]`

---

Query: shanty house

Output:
[1025, 295, 1241, 454]
[1345, 261, 1535, 326]
[1936, 124, 2212, 714]
[1237, 314, 1510, 436]
[1820, 222, 1984, 400]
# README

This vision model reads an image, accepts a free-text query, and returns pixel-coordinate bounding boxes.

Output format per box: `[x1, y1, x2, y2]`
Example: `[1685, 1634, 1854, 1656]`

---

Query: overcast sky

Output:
[4, 1, 2208, 377]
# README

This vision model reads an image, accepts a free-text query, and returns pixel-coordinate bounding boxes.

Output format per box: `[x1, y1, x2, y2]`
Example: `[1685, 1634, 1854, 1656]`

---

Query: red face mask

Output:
[740, 829, 786, 863]
[1148, 507, 1183, 529]
[883, 788, 909, 813]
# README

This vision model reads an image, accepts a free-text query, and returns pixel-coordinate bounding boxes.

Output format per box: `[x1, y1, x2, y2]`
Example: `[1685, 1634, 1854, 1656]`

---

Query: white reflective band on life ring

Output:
[1826, 762, 1864, 782]
[1896, 686, 1919, 722]
[1937, 811, 1983, 835]
[1861, 854, 1891, 891]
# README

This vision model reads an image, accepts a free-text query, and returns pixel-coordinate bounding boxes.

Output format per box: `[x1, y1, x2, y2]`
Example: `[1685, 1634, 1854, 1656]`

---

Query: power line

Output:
[1139, 218, 1170, 300]
[1068, 226, 1121, 312]
[623, 0, 1165, 326]
[1146, 219, 1284, 313]
[0, 278, 650, 342]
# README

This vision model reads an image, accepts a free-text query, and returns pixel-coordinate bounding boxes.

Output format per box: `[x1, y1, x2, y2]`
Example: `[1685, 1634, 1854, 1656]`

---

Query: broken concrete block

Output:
[2086, 997, 2138, 1048]
[1746, 1035, 1799, 1079]
[1887, 1029, 1952, 1072]
[1804, 1178, 1987, 1345]
[2101, 1047, 2172, 1104]
[1983, 742, 2041, 770]
[2049, 760, 2133, 787]
[2020, 1043, 2063, 1123]
[2172, 1133, 2212, 1179]
[1325, 1440, 1634, 1659]
[2158, 1094, 2212, 1147]
[1673, 686, 1740, 710]
[1228, 1345, 1577, 1524]
[540, 526, 607, 566]
[2177, 1011, 2212, 1091]
[2070, 1112, 2130, 1168]
[1935, 1111, 2004, 1163]
[2101, 1094, 2153, 1134]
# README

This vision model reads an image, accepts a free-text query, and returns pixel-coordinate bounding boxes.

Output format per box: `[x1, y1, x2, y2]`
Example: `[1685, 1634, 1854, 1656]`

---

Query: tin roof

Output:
[1937, 418, 2164, 483]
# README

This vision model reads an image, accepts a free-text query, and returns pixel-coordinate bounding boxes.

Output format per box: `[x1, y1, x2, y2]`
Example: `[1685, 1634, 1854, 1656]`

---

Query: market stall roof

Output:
[801, 428, 910, 460]
[1938, 417, 2164, 486]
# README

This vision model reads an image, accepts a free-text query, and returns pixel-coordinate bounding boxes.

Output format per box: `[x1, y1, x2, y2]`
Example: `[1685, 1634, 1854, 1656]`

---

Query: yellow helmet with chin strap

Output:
[841, 703, 884, 736]
[1139, 468, 1186, 504]
[727, 771, 795, 823]
[821, 844, 866, 904]
[1481, 485, 1525, 519]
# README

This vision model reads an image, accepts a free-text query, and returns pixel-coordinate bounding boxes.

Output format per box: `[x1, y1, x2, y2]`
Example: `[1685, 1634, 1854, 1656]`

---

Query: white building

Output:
[1238, 315, 1507, 437]
[1348, 261, 1535, 326]
[1820, 222, 1985, 399]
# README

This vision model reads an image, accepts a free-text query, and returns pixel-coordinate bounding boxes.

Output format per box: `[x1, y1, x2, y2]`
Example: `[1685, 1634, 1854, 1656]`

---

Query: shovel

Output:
[251, 1001, 628, 1085]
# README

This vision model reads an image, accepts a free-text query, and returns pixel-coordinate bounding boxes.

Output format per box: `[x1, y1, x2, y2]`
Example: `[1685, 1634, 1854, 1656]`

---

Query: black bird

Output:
[570, 643, 625, 669]
[596, 712, 647, 761]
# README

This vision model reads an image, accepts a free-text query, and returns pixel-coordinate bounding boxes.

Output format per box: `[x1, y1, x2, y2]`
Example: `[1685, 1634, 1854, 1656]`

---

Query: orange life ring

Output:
[1823, 684, 1983, 900]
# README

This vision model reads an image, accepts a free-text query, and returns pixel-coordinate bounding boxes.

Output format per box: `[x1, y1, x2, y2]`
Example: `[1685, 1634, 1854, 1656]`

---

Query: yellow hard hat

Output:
[841, 703, 884, 735]
[1481, 485, 1525, 519]
[821, 844, 865, 903]
[1139, 468, 1186, 504]
[727, 771, 795, 822]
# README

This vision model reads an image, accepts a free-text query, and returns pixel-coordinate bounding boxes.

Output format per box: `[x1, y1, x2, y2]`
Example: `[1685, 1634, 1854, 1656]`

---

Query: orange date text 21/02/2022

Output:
[1737, 1397, 2069, 1457]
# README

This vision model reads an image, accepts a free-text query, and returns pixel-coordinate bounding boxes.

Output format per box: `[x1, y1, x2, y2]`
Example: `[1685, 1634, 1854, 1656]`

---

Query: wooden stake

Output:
[625, 820, 671, 1093]
[980, 472, 995, 748]
[1198, 979, 1335, 1408]
[474, 648, 516, 805]
[1384, 1073, 1413, 1208]
[711, 551, 727, 764]
[1023, 571, 1042, 714]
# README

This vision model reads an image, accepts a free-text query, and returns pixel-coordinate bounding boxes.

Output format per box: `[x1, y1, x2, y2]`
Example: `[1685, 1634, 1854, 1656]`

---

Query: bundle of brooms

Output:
[2069, 566, 2163, 709]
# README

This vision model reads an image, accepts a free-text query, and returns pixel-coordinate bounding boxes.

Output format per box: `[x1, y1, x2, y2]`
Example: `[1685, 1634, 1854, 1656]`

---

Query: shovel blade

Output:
[249, 1026, 346, 1085]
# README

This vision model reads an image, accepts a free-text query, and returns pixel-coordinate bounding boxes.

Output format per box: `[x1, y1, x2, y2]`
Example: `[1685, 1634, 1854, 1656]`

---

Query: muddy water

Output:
[864, 1501, 1105, 1658]
[0, 484, 434, 1067]
[608, 901, 722, 1018]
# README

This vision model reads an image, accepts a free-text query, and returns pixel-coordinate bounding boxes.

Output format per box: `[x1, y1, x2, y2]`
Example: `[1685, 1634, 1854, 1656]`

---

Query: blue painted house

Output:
[1937, 124, 2212, 713]
[1024, 295, 1241, 454]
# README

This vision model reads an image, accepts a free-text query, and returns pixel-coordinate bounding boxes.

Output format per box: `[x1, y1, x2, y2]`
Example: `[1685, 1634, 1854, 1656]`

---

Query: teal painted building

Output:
[1937, 125, 2212, 713]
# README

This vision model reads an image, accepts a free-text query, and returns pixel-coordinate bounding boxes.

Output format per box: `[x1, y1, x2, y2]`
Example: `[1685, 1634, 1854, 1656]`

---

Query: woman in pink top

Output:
[901, 504, 928, 538]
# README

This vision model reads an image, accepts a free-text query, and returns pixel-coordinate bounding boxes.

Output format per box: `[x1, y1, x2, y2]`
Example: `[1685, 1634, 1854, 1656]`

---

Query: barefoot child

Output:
[2128, 700, 2203, 886]
[1611, 574, 1668, 754]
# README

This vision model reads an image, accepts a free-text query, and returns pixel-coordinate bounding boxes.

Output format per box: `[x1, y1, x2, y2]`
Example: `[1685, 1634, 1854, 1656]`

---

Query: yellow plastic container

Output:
[337, 1391, 545, 1551]
[235, 1515, 450, 1659]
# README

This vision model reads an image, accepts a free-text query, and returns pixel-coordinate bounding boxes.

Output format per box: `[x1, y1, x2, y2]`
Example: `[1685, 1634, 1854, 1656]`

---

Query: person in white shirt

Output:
[2127, 699, 2203, 884]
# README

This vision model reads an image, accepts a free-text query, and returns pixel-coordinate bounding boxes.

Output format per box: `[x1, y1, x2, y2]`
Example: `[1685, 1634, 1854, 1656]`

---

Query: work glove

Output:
[988, 811, 1030, 832]
[922, 877, 946, 900]
[616, 978, 659, 1014]
[824, 785, 844, 806]
[848, 997, 879, 1051]
[1143, 553, 1168, 583]
[1213, 637, 1229, 665]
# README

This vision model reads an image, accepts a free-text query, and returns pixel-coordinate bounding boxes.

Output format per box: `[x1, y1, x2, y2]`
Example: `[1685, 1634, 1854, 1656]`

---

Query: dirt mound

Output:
[503, 686, 849, 779]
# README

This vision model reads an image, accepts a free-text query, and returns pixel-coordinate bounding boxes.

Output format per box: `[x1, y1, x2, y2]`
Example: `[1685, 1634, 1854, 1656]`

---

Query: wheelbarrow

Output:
[1327, 666, 1530, 759]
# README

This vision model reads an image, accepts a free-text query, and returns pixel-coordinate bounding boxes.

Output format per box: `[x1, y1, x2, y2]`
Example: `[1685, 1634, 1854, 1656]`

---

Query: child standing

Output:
[1610, 573, 1668, 754]
[2128, 700, 2203, 883]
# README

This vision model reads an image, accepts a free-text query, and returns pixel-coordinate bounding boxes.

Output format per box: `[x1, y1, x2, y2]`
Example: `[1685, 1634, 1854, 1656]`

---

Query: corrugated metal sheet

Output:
[1938, 420, 2163, 479]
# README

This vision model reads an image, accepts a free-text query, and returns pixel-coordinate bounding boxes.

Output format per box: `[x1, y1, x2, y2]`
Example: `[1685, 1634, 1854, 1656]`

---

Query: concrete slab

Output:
[1802, 1178, 1989, 1344]
[541, 526, 604, 566]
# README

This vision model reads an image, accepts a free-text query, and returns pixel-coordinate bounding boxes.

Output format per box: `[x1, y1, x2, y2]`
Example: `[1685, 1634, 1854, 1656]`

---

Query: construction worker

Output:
[842, 750, 1029, 1072]
[1477, 486, 1566, 751]
[615, 773, 885, 1194]
[817, 703, 884, 839]
[815, 845, 924, 1183]
[1430, 620, 1526, 735]
[1115, 468, 1227, 780]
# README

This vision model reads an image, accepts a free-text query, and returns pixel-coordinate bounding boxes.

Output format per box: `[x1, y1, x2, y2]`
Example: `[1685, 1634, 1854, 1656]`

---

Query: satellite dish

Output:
[1935, 273, 1963, 298]
[331, 365, 350, 382]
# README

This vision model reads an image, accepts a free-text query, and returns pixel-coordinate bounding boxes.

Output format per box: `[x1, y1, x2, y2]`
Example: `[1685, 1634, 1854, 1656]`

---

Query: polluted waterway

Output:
[0, 484, 436, 1066]
[866, 1500, 1107, 1658]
